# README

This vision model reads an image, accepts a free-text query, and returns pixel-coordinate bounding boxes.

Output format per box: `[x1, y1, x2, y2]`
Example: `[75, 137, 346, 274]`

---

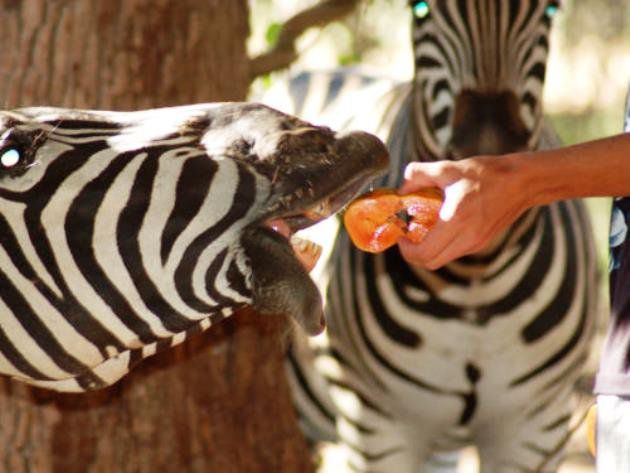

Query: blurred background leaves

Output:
[248, 0, 629, 140]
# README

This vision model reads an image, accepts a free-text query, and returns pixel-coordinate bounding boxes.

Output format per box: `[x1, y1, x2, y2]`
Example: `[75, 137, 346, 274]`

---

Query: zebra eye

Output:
[545, 3, 559, 19]
[0, 148, 21, 169]
[412, 1, 430, 19]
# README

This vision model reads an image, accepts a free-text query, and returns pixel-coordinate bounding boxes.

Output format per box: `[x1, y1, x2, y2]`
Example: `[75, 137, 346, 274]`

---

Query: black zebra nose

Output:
[450, 89, 530, 158]
[334, 130, 390, 169]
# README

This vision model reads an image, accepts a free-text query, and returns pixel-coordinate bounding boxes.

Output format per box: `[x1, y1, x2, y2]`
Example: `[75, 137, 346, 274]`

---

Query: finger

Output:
[424, 235, 477, 269]
[425, 209, 526, 269]
[398, 162, 441, 194]
[397, 219, 458, 266]
[398, 238, 432, 266]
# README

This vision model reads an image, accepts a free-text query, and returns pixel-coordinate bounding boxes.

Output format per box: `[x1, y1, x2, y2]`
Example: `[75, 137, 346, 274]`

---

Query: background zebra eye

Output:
[545, 3, 559, 19]
[412, 1, 430, 19]
[0, 148, 21, 169]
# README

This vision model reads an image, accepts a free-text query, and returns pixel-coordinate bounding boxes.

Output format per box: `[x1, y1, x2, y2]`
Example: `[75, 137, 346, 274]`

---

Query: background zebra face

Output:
[410, 0, 559, 159]
[0, 103, 388, 391]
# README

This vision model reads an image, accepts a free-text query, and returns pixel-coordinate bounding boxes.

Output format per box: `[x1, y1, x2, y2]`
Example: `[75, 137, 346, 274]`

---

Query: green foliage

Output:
[550, 108, 625, 146]
[265, 22, 283, 48]
[550, 109, 619, 295]
[585, 196, 612, 293]
[338, 51, 362, 66]
[559, 0, 630, 44]
[259, 73, 274, 90]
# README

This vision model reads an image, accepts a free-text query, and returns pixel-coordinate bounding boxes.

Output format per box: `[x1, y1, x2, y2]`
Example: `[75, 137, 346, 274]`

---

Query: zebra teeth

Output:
[303, 198, 332, 220]
[289, 235, 322, 272]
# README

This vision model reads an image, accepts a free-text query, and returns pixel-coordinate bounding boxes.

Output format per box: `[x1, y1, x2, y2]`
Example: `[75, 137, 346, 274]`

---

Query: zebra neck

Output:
[407, 93, 437, 164]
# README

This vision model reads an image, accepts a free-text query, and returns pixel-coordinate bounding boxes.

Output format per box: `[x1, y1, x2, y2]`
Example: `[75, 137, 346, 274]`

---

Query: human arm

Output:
[397, 132, 630, 269]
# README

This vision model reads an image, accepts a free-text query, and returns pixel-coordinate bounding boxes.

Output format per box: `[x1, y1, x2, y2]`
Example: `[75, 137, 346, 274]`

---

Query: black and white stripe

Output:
[0, 107, 261, 391]
[263, 1, 598, 471]
[0, 103, 388, 392]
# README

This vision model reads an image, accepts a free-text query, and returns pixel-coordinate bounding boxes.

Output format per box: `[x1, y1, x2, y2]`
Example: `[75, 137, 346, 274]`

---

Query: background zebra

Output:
[262, 1, 599, 471]
[0, 103, 388, 392]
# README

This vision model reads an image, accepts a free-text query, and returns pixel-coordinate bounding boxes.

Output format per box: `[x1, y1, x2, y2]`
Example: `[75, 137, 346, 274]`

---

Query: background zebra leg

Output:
[334, 415, 422, 473]
[476, 433, 564, 473]
[335, 420, 464, 473]
[285, 342, 339, 444]
[307, 378, 420, 472]
[422, 451, 461, 473]
[474, 393, 574, 473]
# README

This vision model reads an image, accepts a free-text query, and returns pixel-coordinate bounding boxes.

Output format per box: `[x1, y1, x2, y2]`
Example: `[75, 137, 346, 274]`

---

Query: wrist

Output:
[508, 150, 566, 208]
[481, 152, 543, 212]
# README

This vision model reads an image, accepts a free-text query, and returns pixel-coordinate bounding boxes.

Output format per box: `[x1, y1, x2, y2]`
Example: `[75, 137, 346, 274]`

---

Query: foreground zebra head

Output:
[410, 0, 559, 159]
[0, 103, 388, 390]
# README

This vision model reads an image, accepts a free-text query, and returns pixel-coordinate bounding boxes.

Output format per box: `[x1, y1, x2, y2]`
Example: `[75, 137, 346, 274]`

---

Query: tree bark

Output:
[0, 1, 312, 472]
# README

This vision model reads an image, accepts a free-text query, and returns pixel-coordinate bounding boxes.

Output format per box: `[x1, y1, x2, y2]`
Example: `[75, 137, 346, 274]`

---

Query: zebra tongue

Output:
[265, 219, 322, 272]
[266, 219, 291, 238]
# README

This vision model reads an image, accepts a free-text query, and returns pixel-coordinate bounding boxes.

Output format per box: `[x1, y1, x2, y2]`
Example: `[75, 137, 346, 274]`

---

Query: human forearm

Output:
[517, 133, 630, 207]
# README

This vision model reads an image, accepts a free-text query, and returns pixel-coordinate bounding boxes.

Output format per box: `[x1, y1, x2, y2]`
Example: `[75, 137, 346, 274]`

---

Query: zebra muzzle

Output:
[245, 128, 389, 335]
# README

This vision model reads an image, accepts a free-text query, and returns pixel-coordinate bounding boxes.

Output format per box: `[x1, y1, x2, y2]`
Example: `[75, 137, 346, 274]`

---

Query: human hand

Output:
[397, 155, 532, 269]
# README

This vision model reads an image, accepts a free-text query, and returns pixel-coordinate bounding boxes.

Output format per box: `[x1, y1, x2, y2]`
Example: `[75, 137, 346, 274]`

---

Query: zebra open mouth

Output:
[265, 219, 322, 272]
[264, 174, 373, 273]
[243, 130, 388, 336]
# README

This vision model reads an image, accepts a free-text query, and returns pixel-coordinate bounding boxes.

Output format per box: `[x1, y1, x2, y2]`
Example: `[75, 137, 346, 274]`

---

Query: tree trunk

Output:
[0, 1, 312, 472]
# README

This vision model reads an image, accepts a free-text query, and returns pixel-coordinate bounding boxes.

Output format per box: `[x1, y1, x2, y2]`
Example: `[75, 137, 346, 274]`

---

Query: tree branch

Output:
[248, 0, 361, 80]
